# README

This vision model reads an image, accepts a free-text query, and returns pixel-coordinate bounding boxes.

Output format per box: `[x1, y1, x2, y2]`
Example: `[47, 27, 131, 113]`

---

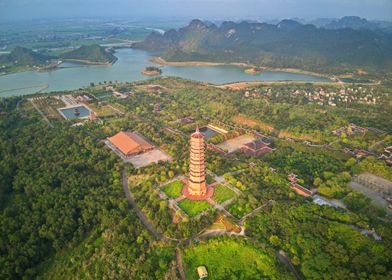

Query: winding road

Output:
[122, 169, 174, 242]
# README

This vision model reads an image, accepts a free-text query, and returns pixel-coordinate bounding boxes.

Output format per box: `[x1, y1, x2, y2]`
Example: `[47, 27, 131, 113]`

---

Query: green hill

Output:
[0, 46, 53, 67]
[135, 19, 392, 74]
[60, 44, 117, 64]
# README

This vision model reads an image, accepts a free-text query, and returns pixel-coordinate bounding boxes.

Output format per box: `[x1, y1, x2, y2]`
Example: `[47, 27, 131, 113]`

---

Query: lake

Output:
[0, 48, 331, 97]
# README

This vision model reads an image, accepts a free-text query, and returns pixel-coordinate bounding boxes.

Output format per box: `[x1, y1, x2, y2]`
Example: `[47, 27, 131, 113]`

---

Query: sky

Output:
[0, 0, 391, 22]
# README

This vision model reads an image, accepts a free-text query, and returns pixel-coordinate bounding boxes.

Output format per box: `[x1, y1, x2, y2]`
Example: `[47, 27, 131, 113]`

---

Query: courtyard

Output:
[158, 173, 238, 218]
[217, 134, 255, 153]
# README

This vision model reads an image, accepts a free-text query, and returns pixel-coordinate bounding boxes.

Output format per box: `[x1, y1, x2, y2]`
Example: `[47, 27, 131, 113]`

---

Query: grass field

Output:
[212, 185, 236, 204]
[87, 103, 117, 117]
[182, 239, 293, 280]
[161, 180, 184, 198]
[233, 114, 275, 132]
[178, 199, 212, 217]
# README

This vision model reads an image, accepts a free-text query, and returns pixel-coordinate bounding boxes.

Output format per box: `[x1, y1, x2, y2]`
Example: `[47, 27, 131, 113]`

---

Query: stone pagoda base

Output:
[182, 182, 214, 201]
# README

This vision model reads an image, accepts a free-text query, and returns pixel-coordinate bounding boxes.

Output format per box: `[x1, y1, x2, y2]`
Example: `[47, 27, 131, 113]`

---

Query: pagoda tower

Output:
[188, 127, 207, 196]
[183, 127, 214, 200]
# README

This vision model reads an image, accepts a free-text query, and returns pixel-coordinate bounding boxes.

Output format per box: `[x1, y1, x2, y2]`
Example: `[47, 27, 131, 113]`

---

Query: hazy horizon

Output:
[0, 0, 391, 23]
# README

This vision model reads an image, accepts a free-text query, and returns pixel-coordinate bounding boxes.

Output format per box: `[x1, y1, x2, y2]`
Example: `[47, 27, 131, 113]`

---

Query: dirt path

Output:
[239, 200, 273, 226]
[29, 99, 53, 128]
[277, 250, 302, 280]
[107, 104, 125, 115]
[176, 248, 186, 280]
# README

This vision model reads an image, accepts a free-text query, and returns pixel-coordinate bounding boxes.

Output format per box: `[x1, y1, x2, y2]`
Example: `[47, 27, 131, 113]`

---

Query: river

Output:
[0, 48, 331, 97]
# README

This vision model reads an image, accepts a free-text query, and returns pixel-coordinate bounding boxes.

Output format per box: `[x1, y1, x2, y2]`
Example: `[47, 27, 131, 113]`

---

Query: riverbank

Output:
[215, 80, 339, 90]
[0, 58, 117, 76]
[0, 66, 33, 76]
[151, 56, 333, 80]
[142, 70, 161, 76]
[151, 56, 249, 67]
[62, 57, 117, 66]
[244, 67, 263, 74]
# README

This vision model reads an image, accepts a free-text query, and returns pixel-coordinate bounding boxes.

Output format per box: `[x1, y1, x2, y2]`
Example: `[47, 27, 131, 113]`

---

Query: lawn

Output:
[87, 103, 117, 117]
[182, 239, 293, 280]
[178, 199, 212, 217]
[212, 185, 236, 204]
[161, 180, 184, 199]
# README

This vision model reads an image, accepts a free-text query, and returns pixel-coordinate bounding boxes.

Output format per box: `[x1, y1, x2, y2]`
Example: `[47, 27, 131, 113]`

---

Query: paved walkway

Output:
[206, 197, 217, 206]
[175, 195, 186, 202]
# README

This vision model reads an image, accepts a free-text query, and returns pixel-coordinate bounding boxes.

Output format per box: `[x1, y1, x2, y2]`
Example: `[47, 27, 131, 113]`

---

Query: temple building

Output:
[107, 131, 154, 157]
[241, 138, 274, 157]
[183, 128, 213, 200]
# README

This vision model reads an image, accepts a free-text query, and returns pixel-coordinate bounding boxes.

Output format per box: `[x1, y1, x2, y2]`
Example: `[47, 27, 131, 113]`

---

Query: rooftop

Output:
[197, 266, 208, 278]
[192, 127, 204, 139]
[108, 131, 153, 156]
[243, 139, 271, 151]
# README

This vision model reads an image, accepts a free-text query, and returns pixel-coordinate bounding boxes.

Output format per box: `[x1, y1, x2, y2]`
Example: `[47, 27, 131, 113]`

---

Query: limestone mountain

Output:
[0, 46, 53, 67]
[136, 19, 392, 73]
[60, 44, 117, 64]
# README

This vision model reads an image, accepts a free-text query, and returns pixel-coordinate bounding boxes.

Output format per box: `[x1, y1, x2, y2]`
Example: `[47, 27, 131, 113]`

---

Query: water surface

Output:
[200, 127, 220, 139]
[0, 48, 331, 97]
[59, 105, 91, 119]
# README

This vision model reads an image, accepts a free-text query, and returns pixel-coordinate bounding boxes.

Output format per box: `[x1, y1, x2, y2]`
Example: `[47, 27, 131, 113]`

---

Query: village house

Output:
[379, 146, 392, 166]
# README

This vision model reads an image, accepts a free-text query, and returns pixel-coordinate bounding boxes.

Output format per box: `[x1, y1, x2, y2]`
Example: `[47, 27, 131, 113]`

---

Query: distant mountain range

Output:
[309, 16, 392, 33]
[135, 18, 392, 73]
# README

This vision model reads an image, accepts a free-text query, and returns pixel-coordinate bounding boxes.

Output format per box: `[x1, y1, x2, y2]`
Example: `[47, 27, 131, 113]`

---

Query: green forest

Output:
[1, 76, 392, 279]
[0, 98, 174, 279]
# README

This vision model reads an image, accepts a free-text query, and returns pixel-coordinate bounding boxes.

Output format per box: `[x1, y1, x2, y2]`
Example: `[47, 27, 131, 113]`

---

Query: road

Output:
[176, 248, 186, 280]
[29, 99, 54, 128]
[122, 169, 173, 242]
[277, 250, 302, 280]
